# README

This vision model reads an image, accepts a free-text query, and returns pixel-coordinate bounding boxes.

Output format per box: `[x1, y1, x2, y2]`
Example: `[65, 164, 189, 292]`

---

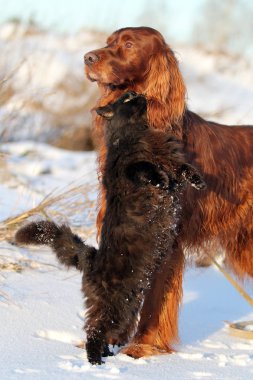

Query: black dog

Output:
[15, 92, 206, 365]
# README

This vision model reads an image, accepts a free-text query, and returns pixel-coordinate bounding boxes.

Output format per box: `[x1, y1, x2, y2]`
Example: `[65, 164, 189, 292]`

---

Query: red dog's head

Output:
[84, 27, 186, 128]
[85, 27, 166, 87]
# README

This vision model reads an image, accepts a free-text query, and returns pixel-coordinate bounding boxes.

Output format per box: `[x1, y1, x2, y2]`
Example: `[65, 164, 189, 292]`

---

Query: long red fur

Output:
[84, 26, 253, 357]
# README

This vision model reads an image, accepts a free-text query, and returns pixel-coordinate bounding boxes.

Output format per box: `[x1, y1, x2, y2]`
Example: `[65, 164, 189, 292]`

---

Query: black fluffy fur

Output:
[15, 92, 205, 365]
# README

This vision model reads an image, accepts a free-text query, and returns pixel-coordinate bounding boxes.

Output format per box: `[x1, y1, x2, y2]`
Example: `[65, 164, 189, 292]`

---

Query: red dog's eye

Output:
[108, 40, 116, 47]
[125, 41, 133, 48]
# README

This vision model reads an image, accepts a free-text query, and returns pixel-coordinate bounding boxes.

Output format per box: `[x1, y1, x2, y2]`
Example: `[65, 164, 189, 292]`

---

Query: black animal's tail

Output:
[15, 221, 96, 270]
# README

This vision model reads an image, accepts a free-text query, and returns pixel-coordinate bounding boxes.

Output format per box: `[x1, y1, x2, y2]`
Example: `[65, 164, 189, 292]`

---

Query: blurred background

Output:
[1, 3, 253, 375]
[0, 0, 253, 150]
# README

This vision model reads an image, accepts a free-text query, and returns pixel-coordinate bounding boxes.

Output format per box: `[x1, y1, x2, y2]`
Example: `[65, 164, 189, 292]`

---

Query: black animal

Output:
[15, 92, 205, 365]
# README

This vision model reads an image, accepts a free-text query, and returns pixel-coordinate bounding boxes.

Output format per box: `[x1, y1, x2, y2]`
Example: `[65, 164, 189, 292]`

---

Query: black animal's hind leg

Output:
[86, 329, 105, 365]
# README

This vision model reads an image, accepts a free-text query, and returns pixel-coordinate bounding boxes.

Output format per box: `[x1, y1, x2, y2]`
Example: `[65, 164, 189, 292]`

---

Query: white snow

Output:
[0, 22, 253, 379]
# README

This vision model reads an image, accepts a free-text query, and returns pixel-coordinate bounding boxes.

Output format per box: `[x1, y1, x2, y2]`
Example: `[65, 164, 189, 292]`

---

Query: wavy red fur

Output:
[84, 26, 253, 358]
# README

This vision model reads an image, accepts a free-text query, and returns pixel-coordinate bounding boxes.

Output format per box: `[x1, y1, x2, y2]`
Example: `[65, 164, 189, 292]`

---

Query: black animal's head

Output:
[96, 92, 148, 145]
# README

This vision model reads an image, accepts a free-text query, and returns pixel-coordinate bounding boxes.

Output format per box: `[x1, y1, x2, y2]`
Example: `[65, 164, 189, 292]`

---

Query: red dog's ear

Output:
[144, 47, 186, 126]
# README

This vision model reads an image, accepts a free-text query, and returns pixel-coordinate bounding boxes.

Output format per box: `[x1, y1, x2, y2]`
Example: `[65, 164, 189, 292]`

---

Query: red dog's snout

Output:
[84, 51, 99, 66]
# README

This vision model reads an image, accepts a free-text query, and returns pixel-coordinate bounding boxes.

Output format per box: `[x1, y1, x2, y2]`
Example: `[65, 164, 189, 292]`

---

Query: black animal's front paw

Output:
[180, 163, 206, 190]
[189, 173, 207, 190]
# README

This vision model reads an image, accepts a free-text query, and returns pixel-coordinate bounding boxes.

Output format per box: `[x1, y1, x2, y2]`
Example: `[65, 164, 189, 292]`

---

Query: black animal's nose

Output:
[84, 52, 99, 66]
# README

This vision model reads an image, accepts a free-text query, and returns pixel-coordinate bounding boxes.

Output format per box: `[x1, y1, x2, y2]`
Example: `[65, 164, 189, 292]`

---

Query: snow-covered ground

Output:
[1, 22, 253, 379]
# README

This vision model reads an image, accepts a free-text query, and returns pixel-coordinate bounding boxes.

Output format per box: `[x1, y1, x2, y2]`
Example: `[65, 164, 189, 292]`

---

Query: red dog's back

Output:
[182, 110, 253, 277]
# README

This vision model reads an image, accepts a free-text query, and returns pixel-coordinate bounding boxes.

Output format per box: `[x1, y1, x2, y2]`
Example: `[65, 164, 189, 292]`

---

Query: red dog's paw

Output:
[120, 343, 173, 359]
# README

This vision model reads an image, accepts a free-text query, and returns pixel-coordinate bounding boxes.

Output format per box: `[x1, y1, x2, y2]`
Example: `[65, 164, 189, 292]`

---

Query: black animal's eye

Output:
[125, 41, 133, 48]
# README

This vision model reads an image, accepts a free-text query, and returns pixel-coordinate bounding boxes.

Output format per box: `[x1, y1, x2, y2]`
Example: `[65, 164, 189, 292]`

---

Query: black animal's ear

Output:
[121, 91, 138, 103]
[96, 105, 114, 119]
[179, 163, 206, 190]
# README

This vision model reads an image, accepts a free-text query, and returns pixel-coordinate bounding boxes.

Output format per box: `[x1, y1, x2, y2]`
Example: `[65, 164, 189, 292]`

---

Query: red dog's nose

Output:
[84, 52, 99, 66]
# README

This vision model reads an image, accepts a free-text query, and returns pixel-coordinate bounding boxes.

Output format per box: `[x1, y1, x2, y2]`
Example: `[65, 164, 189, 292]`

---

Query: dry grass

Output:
[0, 177, 97, 282]
[0, 252, 61, 273]
[0, 75, 97, 150]
[0, 261, 23, 273]
[0, 178, 98, 243]
[205, 252, 253, 308]
[0, 22, 101, 150]
[0, 152, 8, 178]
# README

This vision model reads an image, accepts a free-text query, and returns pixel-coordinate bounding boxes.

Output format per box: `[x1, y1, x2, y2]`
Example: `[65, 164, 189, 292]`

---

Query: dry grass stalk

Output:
[0, 255, 60, 272]
[206, 252, 253, 308]
[0, 179, 98, 242]
[0, 289, 14, 304]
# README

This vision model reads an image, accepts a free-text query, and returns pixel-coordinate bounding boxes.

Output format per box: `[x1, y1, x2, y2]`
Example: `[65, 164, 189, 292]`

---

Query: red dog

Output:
[84, 26, 253, 358]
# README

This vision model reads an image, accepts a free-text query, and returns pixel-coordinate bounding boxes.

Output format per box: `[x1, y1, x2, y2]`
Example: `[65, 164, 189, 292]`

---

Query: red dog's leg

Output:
[121, 242, 184, 358]
[96, 182, 107, 241]
[225, 228, 253, 279]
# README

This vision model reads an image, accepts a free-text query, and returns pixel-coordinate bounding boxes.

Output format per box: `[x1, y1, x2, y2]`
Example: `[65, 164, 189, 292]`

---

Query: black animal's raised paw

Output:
[179, 163, 206, 190]
[188, 173, 206, 190]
